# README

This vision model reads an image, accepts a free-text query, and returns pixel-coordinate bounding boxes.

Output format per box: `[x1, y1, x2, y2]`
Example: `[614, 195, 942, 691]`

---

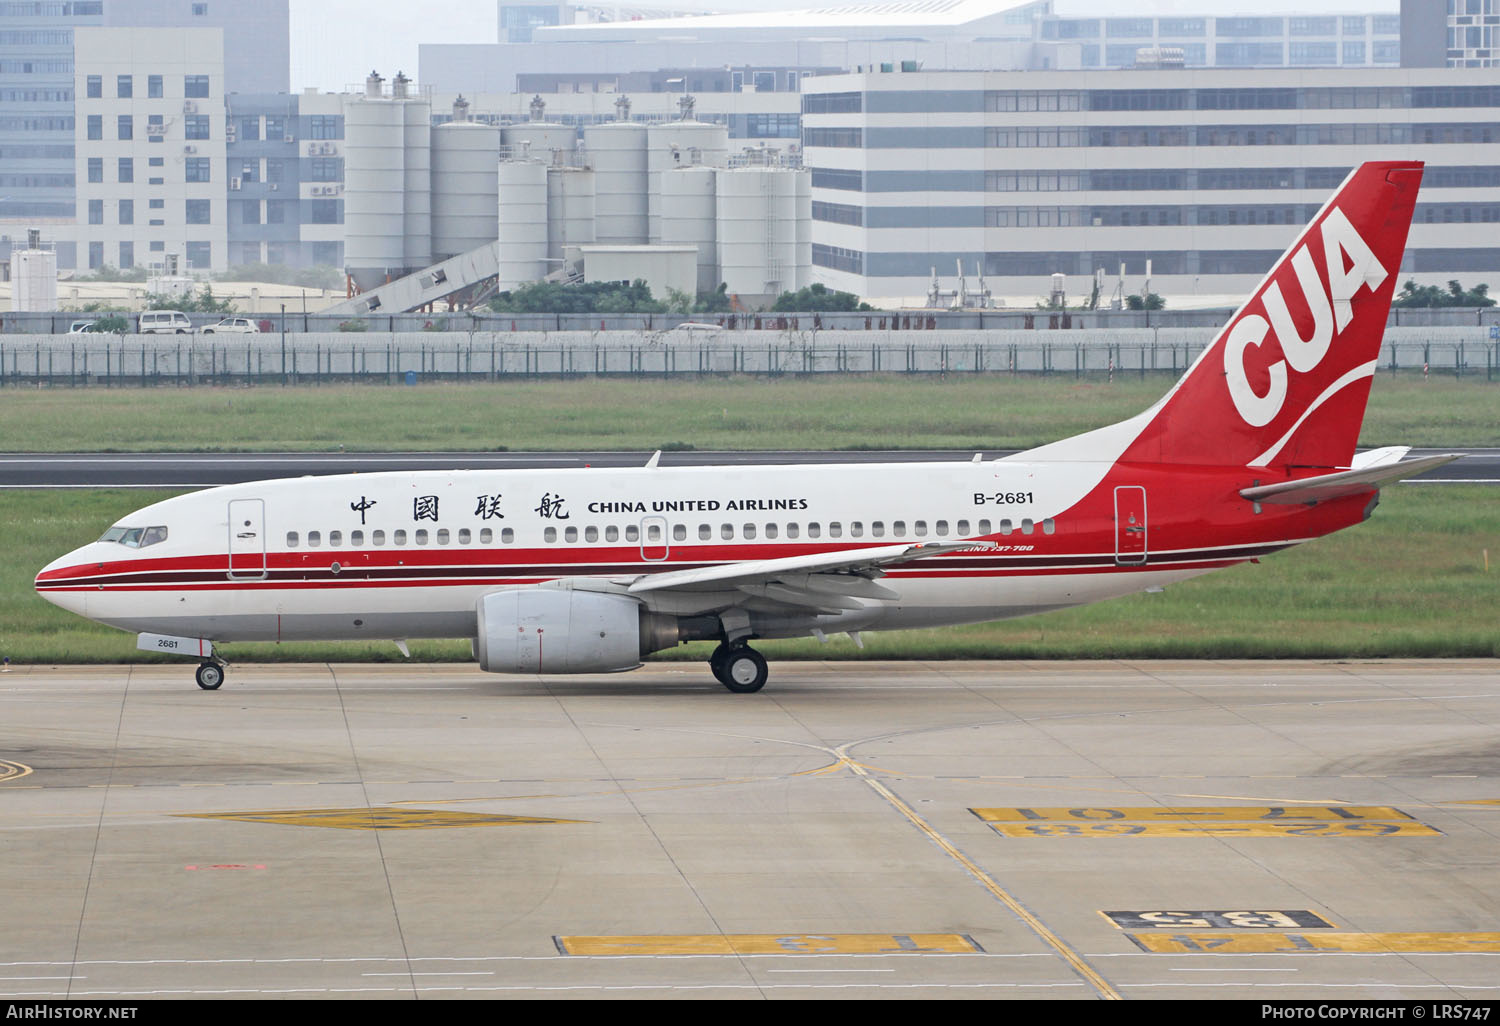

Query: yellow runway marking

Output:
[557, 934, 983, 956]
[972, 806, 1416, 823]
[178, 807, 587, 830]
[988, 822, 1440, 838]
[1130, 932, 1500, 954]
[835, 745, 1122, 1000]
[0, 760, 33, 784]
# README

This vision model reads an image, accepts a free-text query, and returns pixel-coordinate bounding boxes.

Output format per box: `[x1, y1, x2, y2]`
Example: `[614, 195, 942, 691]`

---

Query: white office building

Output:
[802, 65, 1500, 306]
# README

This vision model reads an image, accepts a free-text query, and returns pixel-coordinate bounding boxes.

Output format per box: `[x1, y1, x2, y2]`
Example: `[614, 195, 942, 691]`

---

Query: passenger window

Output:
[458, 528, 470, 544]
[851, 522, 863, 537]
[545, 527, 557, 542]
[743, 524, 757, 539]
[501, 528, 514, 544]
[351, 530, 364, 546]
[1042, 518, 1056, 535]
[871, 521, 885, 537]
[808, 523, 821, 538]
[646, 523, 661, 542]
[415, 530, 429, 545]
[373, 530, 386, 545]
[394, 530, 407, 545]
[699, 524, 712, 540]
[329, 531, 342, 547]
[286, 532, 299, 548]
[478, 528, 491, 544]
[998, 519, 1012, 535]
[914, 520, 927, 536]
[586, 526, 599, 542]
[308, 531, 321, 547]
[765, 523, 779, 539]
[828, 522, 842, 538]
[893, 521, 906, 537]
[625, 525, 639, 542]
[1021, 519, 1035, 535]
[721, 524, 734, 540]
[957, 519, 970, 535]
[673, 524, 686, 541]
[787, 523, 800, 539]
[565, 526, 578, 542]
[936, 520, 949, 537]
[978, 519, 991, 534]
[605, 526, 618, 542]
[437, 529, 449, 544]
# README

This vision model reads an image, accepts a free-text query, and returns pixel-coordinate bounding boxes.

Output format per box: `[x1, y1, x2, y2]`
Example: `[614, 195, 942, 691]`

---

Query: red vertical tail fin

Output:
[1121, 161, 1423, 469]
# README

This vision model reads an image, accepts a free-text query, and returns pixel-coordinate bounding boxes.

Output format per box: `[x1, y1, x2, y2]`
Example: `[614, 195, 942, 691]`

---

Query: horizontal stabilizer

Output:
[1239, 453, 1461, 505]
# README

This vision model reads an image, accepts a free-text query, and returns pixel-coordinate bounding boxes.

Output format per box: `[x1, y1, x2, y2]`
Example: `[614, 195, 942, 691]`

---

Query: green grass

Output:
[6, 486, 1495, 666]
[0, 374, 1494, 452]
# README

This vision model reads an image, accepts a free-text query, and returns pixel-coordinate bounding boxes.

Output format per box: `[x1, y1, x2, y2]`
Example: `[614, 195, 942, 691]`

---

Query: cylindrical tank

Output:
[497, 160, 549, 290]
[501, 122, 576, 165]
[716, 166, 805, 303]
[431, 121, 500, 261]
[646, 120, 729, 243]
[584, 121, 647, 245]
[546, 166, 595, 263]
[402, 96, 432, 270]
[792, 167, 812, 292]
[342, 95, 408, 291]
[12, 247, 57, 311]
[659, 166, 717, 295]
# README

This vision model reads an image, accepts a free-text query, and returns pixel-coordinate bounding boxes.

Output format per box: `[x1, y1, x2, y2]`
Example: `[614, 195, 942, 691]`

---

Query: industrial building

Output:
[330, 86, 810, 314]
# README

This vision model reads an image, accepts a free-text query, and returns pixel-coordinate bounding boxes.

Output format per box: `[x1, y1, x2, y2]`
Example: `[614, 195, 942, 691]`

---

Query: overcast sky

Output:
[287, 0, 1400, 94]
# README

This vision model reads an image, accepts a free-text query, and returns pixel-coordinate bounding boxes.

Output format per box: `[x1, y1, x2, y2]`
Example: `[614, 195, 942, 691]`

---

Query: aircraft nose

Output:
[35, 546, 95, 613]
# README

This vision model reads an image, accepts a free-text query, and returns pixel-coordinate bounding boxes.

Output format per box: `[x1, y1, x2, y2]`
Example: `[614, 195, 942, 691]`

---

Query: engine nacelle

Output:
[475, 587, 645, 674]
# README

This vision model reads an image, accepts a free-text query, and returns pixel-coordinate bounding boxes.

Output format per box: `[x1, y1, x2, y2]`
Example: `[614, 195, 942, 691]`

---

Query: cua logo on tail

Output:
[1224, 206, 1388, 428]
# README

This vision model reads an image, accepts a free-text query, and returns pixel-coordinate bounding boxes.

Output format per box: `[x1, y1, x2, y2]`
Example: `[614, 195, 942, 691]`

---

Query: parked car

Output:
[67, 320, 98, 334]
[202, 317, 261, 334]
[138, 310, 193, 334]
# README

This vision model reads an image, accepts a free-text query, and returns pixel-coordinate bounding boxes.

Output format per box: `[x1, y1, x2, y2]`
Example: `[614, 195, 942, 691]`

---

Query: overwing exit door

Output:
[228, 498, 267, 579]
[1114, 486, 1147, 565]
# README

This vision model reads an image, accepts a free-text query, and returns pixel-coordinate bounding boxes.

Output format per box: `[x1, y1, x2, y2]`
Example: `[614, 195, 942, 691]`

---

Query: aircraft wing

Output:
[1239, 452, 1461, 505]
[626, 540, 995, 605]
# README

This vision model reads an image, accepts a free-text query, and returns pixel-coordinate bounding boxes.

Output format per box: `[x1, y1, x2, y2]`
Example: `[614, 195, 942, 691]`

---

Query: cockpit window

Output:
[98, 525, 168, 548]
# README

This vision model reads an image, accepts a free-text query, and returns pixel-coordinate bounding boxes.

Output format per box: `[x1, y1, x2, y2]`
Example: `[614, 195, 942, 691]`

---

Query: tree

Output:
[145, 286, 234, 314]
[769, 283, 870, 312]
[1125, 293, 1165, 311]
[488, 279, 666, 314]
[693, 283, 734, 314]
[1393, 279, 1495, 308]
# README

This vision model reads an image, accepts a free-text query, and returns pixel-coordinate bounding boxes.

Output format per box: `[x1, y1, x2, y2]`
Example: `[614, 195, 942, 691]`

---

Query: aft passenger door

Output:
[228, 498, 267, 579]
[1114, 486, 1147, 565]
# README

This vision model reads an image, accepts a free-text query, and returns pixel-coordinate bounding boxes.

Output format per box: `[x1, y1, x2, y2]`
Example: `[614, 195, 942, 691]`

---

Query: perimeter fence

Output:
[1, 329, 1496, 387]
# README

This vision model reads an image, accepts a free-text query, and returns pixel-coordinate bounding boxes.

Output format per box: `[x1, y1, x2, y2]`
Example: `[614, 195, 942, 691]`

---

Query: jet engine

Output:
[475, 586, 687, 674]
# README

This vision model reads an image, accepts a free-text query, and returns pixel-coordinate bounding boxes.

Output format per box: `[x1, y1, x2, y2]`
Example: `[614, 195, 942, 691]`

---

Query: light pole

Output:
[280, 302, 286, 385]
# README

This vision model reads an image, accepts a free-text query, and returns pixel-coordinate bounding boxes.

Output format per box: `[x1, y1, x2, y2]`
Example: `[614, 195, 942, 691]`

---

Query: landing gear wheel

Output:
[720, 647, 768, 694]
[195, 662, 225, 690]
[708, 644, 732, 686]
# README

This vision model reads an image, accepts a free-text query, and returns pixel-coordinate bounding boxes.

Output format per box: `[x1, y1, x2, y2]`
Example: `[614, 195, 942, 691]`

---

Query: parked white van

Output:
[138, 310, 193, 334]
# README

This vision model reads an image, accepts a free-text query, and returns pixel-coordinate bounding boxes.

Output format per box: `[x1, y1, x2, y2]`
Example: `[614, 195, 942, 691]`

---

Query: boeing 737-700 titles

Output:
[37, 161, 1456, 693]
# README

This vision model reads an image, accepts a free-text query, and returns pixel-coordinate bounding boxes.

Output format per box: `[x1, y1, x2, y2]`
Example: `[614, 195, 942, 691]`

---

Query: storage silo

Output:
[716, 166, 805, 305]
[546, 166, 596, 264]
[659, 166, 718, 295]
[342, 88, 408, 291]
[401, 89, 433, 270]
[12, 232, 57, 312]
[431, 118, 500, 261]
[791, 167, 812, 292]
[496, 159, 549, 290]
[584, 120, 648, 245]
[646, 119, 728, 243]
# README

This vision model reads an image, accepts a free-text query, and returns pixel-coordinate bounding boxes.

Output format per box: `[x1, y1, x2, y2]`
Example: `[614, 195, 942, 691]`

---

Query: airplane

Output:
[36, 160, 1458, 693]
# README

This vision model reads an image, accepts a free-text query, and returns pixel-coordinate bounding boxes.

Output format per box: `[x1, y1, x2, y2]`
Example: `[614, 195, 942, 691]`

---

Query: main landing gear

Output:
[195, 661, 226, 690]
[709, 642, 768, 694]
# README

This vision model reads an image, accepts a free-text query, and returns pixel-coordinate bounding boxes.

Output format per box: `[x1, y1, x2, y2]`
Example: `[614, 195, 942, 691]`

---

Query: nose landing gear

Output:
[195, 661, 226, 690]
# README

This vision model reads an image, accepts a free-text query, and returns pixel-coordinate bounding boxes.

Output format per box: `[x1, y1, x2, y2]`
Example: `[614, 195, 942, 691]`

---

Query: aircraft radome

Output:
[37, 161, 1457, 693]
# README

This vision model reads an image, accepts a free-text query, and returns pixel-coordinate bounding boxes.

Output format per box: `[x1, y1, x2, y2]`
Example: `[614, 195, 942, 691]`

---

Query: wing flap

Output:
[1240, 453, 1461, 505]
[626, 540, 995, 596]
